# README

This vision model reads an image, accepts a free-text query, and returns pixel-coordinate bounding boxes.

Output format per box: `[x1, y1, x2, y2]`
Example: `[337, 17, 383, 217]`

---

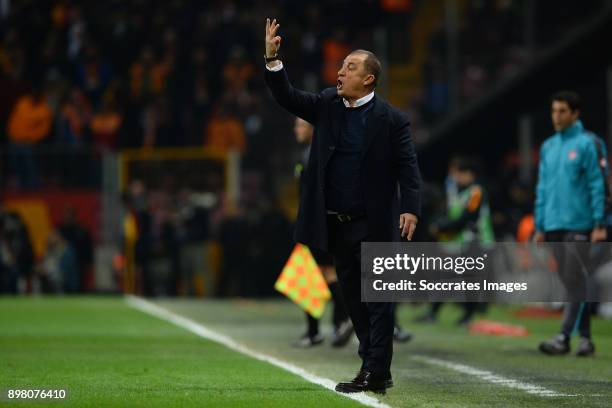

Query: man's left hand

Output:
[591, 227, 607, 242]
[399, 213, 418, 241]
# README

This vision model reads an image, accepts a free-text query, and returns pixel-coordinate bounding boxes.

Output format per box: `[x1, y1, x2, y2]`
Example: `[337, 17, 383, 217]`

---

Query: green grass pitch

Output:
[0, 297, 360, 407]
[1, 296, 611, 407]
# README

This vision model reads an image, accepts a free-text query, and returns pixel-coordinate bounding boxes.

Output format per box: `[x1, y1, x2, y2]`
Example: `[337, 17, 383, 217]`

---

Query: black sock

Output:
[306, 312, 319, 337]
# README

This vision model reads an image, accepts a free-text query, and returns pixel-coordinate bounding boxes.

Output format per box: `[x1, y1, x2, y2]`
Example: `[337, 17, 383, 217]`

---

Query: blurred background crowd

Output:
[1, 0, 612, 298]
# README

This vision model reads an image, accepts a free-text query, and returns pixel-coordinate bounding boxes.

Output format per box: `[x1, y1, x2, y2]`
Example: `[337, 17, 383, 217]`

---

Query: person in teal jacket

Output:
[534, 91, 607, 357]
[535, 124, 606, 233]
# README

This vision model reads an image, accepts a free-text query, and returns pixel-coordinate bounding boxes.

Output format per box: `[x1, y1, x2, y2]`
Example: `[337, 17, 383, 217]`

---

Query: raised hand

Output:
[265, 18, 282, 57]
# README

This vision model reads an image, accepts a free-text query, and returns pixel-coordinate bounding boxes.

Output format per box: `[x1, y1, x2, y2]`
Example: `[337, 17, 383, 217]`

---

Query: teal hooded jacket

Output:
[535, 120, 606, 232]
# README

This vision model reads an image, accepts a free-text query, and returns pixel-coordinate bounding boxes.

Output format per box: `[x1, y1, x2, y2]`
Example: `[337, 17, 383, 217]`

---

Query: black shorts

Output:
[310, 247, 334, 267]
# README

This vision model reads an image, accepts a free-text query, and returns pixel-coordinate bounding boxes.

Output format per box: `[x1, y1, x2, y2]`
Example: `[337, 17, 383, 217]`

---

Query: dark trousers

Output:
[545, 230, 592, 338]
[328, 215, 394, 377]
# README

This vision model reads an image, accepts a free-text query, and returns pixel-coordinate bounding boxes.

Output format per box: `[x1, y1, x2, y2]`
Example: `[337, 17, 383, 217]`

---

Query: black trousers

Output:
[328, 215, 394, 377]
[545, 230, 592, 338]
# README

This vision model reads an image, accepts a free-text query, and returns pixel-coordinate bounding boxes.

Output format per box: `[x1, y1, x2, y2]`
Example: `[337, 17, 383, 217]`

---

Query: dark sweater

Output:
[325, 97, 375, 213]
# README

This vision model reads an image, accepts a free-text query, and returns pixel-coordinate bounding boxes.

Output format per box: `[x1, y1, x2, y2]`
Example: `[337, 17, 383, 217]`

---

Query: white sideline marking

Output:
[413, 356, 574, 397]
[125, 296, 391, 408]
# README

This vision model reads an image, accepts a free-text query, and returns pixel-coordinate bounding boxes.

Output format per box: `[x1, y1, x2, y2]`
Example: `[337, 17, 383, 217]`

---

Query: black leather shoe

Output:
[335, 370, 393, 394]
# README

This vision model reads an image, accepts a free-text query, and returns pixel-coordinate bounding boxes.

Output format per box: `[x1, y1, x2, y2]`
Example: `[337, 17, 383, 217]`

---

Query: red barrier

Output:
[2, 190, 101, 243]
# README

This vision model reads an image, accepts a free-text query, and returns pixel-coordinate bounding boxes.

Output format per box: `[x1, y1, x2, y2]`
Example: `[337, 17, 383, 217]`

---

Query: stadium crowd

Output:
[0, 0, 610, 300]
[420, 0, 605, 123]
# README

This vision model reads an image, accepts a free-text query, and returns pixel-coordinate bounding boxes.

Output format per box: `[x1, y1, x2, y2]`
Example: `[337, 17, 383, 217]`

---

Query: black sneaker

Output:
[331, 319, 354, 348]
[393, 325, 413, 343]
[538, 334, 570, 355]
[292, 333, 324, 348]
[576, 337, 595, 357]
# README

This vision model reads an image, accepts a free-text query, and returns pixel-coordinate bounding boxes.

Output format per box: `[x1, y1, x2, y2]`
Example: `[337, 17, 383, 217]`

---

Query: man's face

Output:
[551, 100, 579, 132]
[294, 118, 313, 144]
[337, 53, 374, 99]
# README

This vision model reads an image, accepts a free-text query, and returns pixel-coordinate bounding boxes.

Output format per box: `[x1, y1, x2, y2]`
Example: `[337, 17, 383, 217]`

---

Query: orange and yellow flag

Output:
[274, 244, 331, 319]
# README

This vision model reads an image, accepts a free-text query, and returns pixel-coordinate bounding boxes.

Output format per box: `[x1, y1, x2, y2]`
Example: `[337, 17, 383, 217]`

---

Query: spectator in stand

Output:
[57, 87, 92, 147]
[0, 204, 35, 294]
[204, 105, 246, 154]
[58, 206, 93, 293]
[90, 100, 122, 151]
[37, 230, 79, 294]
[142, 97, 175, 148]
[0, 29, 25, 80]
[298, 5, 323, 92]
[75, 44, 111, 104]
[66, 6, 86, 61]
[122, 180, 154, 296]
[56, 87, 94, 186]
[321, 29, 351, 86]
[215, 200, 249, 297]
[130, 46, 170, 103]
[222, 46, 254, 96]
[7, 86, 53, 189]
[182, 46, 212, 145]
[422, 55, 449, 122]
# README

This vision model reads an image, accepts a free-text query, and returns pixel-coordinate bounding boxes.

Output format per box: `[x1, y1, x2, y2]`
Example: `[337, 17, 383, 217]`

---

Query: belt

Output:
[326, 210, 366, 223]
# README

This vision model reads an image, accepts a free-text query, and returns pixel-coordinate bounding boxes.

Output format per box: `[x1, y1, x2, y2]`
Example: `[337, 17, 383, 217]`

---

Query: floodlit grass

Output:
[2, 296, 611, 407]
[0, 297, 360, 408]
[160, 298, 612, 408]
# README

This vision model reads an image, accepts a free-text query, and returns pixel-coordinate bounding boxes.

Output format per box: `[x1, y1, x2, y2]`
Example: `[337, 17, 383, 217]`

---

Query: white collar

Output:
[343, 91, 375, 108]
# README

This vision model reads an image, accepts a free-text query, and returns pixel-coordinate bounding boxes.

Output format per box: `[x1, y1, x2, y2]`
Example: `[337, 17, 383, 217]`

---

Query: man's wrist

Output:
[264, 53, 279, 62]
